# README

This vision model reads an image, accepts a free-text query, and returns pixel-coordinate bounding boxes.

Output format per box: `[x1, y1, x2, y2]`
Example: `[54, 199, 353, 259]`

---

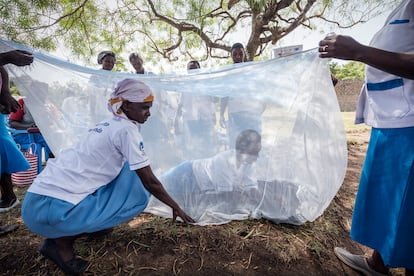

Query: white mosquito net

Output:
[1, 38, 347, 226]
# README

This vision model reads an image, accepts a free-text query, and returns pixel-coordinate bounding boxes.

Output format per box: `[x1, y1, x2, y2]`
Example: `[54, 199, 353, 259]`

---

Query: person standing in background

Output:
[129, 53, 153, 75]
[97, 51, 116, 71]
[175, 60, 217, 159]
[129, 52, 177, 171]
[89, 50, 117, 123]
[219, 43, 266, 148]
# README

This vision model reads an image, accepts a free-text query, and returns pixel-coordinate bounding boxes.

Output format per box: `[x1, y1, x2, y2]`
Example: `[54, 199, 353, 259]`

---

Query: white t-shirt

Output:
[192, 150, 258, 192]
[28, 116, 150, 204]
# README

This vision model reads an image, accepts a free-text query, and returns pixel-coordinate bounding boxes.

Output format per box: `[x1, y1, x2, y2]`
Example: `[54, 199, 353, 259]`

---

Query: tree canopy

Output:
[0, 0, 397, 68]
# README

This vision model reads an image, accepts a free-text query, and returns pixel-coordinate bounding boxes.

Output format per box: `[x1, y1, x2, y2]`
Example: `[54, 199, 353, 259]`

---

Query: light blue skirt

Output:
[22, 163, 150, 238]
[351, 127, 414, 269]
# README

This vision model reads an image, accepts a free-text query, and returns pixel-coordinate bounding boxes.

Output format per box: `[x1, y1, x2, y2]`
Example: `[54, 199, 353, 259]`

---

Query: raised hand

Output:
[0, 92, 19, 114]
[0, 50, 34, 66]
[318, 34, 363, 61]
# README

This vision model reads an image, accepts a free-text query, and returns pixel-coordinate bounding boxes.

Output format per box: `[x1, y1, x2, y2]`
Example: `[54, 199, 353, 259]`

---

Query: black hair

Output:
[235, 129, 261, 152]
[187, 60, 200, 70]
[97, 51, 116, 64]
[231, 43, 244, 50]
[129, 53, 143, 63]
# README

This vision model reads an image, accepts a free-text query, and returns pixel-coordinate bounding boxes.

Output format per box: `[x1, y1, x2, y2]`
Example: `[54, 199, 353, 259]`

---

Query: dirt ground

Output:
[0, 129, 404, 276]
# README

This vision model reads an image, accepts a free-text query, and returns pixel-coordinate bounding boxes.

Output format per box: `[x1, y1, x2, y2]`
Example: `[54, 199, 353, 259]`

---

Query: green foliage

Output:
[330, 61, 365, 80]
[0, 0, 65, 50]
[9, 81, 19, 96]
[0, 0, 396, 70]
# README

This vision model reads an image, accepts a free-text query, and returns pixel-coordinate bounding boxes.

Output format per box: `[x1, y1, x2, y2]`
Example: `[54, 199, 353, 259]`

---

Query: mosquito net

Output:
[1, 38, 347, 225]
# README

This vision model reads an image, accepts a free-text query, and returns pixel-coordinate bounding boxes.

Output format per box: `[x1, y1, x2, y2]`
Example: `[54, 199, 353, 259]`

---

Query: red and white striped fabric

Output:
[12, 144, 38, 186]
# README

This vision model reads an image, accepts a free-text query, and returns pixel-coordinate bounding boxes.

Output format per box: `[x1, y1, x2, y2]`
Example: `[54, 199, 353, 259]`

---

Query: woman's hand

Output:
[0, 50, 33, 66]
[137, 166, 195, 224]
[0, 93, 19, 114]
[172, 207, 195, 224]
[319, 34, 364, 61]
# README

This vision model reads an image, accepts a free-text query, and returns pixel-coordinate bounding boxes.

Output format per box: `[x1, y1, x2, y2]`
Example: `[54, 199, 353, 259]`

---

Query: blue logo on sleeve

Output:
[88, 122, 110, 133]
[389, 19, 409, 24]
[88, 128, 102, 133]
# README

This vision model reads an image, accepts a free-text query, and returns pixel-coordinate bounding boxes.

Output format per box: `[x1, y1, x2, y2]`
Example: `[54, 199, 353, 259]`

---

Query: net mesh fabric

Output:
[1, 38, 347, 225]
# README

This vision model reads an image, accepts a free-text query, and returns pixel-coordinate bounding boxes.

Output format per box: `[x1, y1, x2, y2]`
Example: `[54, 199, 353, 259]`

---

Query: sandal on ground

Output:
[0, 224, 19, 236]
[334, 247, 388, 276]
[38, 239, 88, 275]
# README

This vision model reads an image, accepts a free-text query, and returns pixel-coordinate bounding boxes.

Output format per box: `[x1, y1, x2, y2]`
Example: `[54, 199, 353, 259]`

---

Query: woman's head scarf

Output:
[108, 78, 154, 116]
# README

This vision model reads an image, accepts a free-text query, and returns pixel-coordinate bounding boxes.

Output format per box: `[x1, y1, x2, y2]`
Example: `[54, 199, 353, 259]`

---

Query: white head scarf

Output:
[108, 78, 154, 116]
